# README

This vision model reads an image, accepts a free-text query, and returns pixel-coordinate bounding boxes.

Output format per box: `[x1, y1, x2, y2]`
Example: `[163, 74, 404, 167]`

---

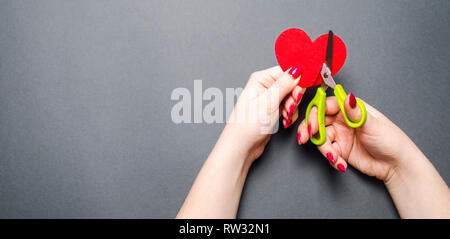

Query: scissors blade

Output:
[321, 30, 336, 89]
[325, 30, 334, 72]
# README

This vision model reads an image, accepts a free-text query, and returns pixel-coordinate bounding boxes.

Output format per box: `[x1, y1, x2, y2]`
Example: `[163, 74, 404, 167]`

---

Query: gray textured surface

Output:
[0, 0, 449, 218]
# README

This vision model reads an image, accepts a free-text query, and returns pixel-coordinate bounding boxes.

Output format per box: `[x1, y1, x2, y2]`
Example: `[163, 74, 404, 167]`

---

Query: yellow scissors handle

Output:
[305, 85, 367, 146]
[334, 84, 367, 128]
[305, 87, 327, 145]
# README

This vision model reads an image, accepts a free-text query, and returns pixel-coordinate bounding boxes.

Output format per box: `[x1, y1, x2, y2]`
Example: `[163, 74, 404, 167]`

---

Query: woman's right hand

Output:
[297, 93, 419, 182]
[297, 94, 450, 218]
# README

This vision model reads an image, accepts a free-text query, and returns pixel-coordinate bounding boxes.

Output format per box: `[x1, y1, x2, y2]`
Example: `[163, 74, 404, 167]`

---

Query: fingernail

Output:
[307, 125, 312, 137]
[297, 133, 302, 145]
[349, 92, 356, 108]
[337, 164, 346, 173]
[284, 119, 291, 128]
[286, 111, 291, 123]
[288, 64, 303, 79]
[296, 93, 303, 104]
[326, 152, 335, 164]
[289, 104, 295, 115]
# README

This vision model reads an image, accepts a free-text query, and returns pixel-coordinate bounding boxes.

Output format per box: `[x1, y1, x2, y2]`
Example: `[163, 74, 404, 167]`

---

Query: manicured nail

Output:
[337, 164, 346, 173]
[289, 104, 295, 115]
[307, 125, 312, 137]
[326, 152, 335, 164]
[286, 110, 291, 123]
[284, 119, 291, 128]
[349, 92, 356, 108]
[297, 133, 302, 145]
[288, 64, 303, 79]
[296, 93, 303, 104]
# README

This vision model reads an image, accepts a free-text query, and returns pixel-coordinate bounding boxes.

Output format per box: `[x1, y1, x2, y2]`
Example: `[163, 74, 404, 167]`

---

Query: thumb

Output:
[343, 92, 362, 122]
[345, 96, 382, 131]
[267, 64, 303, 105]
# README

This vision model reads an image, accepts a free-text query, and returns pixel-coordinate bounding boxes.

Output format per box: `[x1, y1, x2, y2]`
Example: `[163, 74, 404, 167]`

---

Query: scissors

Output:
[305, 30, 367, 146]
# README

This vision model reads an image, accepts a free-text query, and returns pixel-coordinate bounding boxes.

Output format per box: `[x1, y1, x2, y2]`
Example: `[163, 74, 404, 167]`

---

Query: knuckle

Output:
[249, 71, 261, 80]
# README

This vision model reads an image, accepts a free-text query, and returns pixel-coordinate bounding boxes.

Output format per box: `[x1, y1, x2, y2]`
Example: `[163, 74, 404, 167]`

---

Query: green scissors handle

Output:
[334, 84, 367, 128]
[305, 84, 367, 146]
[305, 87, 327, 145]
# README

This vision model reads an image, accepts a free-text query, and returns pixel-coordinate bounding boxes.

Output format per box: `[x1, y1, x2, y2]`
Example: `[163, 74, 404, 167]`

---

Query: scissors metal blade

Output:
[321, 30, 336, 89]
[325, 30, 334, 72]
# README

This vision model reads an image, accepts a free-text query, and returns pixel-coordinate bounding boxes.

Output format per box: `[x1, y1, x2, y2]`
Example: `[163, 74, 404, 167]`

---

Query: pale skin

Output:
[176, 66, 450, 219]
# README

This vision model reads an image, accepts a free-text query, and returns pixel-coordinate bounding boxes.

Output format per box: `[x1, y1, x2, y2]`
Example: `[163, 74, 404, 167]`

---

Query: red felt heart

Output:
[275, 28, 347, 88]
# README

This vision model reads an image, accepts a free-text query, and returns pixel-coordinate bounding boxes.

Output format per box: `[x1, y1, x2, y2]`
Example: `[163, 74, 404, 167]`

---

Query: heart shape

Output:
[275, 28, 347, 88]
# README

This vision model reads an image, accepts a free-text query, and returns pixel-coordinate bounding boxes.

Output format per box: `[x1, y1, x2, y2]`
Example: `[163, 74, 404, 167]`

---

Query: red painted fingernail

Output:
[297, 133, 302, 145]
[337, 164, 346, 173]
[284, 119, 291, 128]
[286, 111, 291, 123]
[289, 104, 295, 115]
[349, 92, 356, 108]
[288, 64, 303, 79]
[307, 125, 312, 137]
[296, 93, 303, 104]
[326, 152, 335, 164]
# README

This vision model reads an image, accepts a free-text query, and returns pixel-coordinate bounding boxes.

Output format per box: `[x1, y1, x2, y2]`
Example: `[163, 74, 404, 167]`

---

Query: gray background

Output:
[0, 0, 448, 218]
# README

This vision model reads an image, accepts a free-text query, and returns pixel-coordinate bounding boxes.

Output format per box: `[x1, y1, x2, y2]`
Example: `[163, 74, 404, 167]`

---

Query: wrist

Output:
[207, 134, 253, 186]
[382, 138, 450, 218]
[212, 125, 254, 165]
[220, 124, 257, 162]
[383, 137, 428, 188]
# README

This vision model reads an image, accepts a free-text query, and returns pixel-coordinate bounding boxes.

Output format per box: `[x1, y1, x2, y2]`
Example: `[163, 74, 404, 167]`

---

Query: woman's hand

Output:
[297, 94, 450, 218]
[297, 94, 408, 180]
[224, 65, 305, 162]
[177, 65, 305, 218]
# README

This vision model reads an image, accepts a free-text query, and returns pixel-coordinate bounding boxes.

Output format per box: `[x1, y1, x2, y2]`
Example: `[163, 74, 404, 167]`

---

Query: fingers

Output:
[282, 96, 296, 124]
[306, 106, 319, 138]
[296, 110, 316, 145]
[249, 66, 284, 88]
[297, 118, 308, 145]
[344, 94, 381, 135]
[297, 107, 326, 145]
[296, 97, 348, 173]
[302, 97, 341, 133]
[282, 85, 306, 128]
[298, 121, 348, 173]
[296, 108, 318, 145]
[343, 92, 362, 122]
[267, 64, 303, 106]
[316, 126, 347, 173]
[303, 99, 338, 137]
[295, 93, 369, 174]
[323, 96, 341, 116]
[261, 66, 284, 80]
[297, 115, 335, 144]
[282, 107, 298, 128]
[290, 110, 299, 126]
